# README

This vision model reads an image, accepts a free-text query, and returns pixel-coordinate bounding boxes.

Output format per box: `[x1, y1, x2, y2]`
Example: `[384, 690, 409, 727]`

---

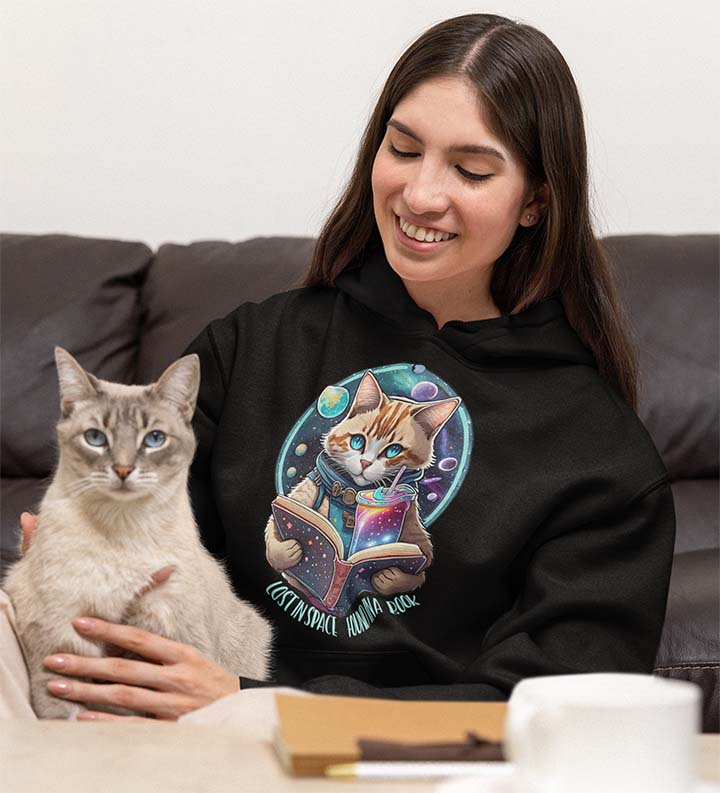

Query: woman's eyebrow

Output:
[386, 118, 506, 162]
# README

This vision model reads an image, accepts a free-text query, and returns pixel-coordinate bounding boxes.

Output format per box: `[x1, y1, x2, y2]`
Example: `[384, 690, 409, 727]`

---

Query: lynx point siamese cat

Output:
[3, 347, 272, 719]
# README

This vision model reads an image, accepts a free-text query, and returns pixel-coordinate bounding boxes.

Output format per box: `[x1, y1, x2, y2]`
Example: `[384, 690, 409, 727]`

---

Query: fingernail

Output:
[73, 617, 95, 631]
[44, 655, 66, 668]
[48, 680, 70, 695]
[77, 712, 98, 720]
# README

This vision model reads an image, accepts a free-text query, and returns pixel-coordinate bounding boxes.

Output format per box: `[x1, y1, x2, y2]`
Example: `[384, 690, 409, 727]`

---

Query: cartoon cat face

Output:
[322, 370, 460, 487]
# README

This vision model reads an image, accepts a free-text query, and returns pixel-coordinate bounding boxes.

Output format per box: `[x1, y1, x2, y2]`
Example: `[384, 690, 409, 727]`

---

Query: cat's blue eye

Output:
[350, 434, 365, 451]
[384, 443, 403, 459]
[143, 430, 166, 448]
[84, 429, 107, 447]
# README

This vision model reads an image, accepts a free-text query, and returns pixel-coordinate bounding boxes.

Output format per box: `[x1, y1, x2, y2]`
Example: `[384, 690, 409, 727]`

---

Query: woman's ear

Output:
[519, 182, 550, 227]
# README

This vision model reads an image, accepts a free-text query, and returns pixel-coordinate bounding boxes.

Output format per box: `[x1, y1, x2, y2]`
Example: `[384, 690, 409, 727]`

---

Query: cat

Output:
[265, 369, 460, 599]
[2, 346, 272, 720]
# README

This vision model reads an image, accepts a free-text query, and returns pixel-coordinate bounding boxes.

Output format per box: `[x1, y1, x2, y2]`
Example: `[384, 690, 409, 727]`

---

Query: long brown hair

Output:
[301, 13, 638, 409]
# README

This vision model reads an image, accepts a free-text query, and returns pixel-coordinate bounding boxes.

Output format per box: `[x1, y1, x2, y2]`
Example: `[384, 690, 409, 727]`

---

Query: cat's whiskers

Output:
[66, 476, 102, 497]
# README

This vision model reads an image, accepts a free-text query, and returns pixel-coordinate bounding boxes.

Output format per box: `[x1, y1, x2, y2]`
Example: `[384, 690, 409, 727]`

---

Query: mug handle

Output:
[506, 700, 566, 793]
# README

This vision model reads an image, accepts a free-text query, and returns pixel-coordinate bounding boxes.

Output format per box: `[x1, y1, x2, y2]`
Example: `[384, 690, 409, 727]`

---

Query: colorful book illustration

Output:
[271, 493, 427, 617]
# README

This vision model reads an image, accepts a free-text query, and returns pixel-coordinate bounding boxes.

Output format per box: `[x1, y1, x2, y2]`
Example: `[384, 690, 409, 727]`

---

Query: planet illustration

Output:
[294, 443, 307, 456]
[411, 380, 439, 401]
[317, 385, 350, 418]
[427, 492, 438, 502]
[412, 364, 426, 373]
[286, 466, 297, 478]
[439, 457, 458, 471]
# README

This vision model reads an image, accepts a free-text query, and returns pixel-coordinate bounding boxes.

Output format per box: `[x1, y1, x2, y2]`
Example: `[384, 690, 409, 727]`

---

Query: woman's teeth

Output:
[398, 215, 457, 243]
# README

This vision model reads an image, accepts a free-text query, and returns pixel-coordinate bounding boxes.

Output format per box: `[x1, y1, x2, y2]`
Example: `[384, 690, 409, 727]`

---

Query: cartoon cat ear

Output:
[54, 346, 100, 418]
[347, 370, 387, 417]
[412, 397, 461, 440]
[151, 354, 200, 422]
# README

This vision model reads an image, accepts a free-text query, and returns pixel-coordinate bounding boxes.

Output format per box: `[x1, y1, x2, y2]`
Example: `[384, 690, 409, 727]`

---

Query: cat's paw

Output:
[267, 538, 303, 571]
[371, 567, 426, 596]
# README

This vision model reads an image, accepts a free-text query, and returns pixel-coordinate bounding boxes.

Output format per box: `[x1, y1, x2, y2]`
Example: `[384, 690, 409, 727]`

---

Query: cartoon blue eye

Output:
[84, 429, 107, 447]
[384, 444, 403, 459]
[143, 430, 166, 448]
[350, 434, 365, 451]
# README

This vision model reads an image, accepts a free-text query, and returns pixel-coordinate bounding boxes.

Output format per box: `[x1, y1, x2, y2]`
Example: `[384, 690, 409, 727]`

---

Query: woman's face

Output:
[371, 76, 541, 285]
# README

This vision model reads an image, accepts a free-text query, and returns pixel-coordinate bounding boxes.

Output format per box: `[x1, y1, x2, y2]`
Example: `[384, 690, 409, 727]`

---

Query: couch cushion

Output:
[655, 548, 720, 732]
[602, 235, 719, 481]
[135, 237, 315, 384]
[0, 233, 153, 478]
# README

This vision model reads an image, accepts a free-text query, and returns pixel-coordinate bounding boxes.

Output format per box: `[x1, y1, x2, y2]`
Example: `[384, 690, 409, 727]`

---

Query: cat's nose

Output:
[112, 465, 134, 481]
[360, 460, 372, 470]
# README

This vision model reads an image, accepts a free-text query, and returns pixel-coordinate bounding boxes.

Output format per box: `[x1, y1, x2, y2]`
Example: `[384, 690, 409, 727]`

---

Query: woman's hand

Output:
[43, 616, 240, 721]
[20, 511, 35, 554]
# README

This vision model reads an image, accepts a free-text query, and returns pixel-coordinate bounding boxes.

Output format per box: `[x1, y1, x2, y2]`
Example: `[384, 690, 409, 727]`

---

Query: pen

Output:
[324, 761, 513, 780]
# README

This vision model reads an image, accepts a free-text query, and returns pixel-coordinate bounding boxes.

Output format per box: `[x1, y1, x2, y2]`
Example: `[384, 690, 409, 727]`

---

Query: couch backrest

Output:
[135, 237, 316, 384]
[2, 232, 717, 551]
[1, 233, 153, 478]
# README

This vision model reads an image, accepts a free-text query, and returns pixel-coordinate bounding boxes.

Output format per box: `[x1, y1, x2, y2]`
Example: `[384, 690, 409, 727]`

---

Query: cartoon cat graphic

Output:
[264, 369, 460, 598]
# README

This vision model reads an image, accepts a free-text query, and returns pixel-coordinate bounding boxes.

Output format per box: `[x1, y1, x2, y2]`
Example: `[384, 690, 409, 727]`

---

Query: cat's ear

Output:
[412, 397, 461, 440]
[151, 354, 200, 423]
[54, 346, 100, 418]
[347, 370, 387, 418]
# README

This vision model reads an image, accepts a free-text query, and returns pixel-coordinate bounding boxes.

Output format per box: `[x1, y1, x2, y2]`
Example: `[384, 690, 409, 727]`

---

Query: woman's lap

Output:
[0, 588, 37, 720]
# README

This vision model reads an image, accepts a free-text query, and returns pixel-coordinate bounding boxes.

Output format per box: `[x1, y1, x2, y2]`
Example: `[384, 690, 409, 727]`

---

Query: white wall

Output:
[1, 0, 718, 248]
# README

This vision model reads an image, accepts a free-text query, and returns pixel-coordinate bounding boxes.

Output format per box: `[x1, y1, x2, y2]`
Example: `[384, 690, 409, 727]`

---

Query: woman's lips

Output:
[393, 212, 457, 253]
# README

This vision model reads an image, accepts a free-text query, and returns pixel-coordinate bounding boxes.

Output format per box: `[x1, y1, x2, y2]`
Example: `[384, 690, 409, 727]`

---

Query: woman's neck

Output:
[400, 267, 501, 329]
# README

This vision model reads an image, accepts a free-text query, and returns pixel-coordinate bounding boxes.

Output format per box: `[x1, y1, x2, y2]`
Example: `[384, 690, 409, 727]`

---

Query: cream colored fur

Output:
[3, 347, 272, 719]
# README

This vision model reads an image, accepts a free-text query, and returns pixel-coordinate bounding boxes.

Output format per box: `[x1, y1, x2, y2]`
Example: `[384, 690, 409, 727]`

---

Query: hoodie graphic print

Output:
[264, 365, 471, 637]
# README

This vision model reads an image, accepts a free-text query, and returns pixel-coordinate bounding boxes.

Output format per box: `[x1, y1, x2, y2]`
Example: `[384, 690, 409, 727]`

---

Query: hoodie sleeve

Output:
[459, 477, 676, 691]
[241, 477, 675, 700]
[181, 322, 230, 559]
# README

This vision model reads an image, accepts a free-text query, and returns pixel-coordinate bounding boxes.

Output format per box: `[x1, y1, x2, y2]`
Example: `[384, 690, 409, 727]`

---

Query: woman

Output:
[15, 13, 675, 719]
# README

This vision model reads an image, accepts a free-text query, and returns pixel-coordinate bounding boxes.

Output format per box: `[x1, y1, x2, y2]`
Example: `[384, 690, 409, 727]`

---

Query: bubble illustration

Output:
[317, 386, 350, 418]
[412, 364, 426, 373]
[294, 443, 307, 456]
[411, 380, 439, 401]
[438, 457, 458, 471]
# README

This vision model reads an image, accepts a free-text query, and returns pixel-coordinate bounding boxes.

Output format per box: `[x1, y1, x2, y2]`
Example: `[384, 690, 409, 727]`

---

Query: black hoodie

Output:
[182, 244, 675, 700]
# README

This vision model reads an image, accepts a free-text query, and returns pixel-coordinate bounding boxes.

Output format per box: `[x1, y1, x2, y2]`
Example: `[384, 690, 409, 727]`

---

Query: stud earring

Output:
[526, 214, 536, 222]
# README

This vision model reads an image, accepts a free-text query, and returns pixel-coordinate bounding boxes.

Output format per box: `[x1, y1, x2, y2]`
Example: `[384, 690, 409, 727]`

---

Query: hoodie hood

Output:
[335, 244, 597, 368]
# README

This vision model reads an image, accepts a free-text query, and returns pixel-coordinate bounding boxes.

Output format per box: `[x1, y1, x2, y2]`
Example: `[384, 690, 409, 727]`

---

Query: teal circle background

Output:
[275, 363, 472, 526]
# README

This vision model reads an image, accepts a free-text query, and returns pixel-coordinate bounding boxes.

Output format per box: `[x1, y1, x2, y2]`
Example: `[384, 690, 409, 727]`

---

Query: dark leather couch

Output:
[1, 232, 717, 730]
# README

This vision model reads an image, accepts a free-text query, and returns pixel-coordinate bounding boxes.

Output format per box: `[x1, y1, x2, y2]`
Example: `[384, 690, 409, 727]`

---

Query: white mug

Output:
[504, 673, 702, 793]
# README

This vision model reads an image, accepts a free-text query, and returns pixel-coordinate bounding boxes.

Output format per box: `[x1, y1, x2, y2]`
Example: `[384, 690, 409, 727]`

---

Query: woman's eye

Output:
[143, 430, 166, 448]
[389, 142, 418, 159]
[84, 429, 107, 447]
[350, 434, 365, 451]
[389, 143, 492, 183]
[383, 444, 403, 459]
[456, 165, 493, 182]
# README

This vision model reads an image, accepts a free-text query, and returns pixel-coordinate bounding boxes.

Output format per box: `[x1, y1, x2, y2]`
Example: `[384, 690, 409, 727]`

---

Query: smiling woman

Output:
[304, 13, 637, 408]
[371, 76, 544, 325]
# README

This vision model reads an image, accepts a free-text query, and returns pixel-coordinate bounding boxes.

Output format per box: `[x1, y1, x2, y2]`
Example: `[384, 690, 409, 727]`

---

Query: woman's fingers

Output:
[71, 616, 191, 665]
[46, 676, 193, 719]
[20, 511, 37, 555]
[44, 651, 173, 691]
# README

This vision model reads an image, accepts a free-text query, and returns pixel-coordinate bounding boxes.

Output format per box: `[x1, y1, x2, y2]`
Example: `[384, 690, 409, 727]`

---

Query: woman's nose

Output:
[402, 160, 450, 216]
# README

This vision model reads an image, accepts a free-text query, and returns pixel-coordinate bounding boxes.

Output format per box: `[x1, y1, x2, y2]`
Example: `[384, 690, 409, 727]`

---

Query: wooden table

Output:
[1, 721, 718, 793]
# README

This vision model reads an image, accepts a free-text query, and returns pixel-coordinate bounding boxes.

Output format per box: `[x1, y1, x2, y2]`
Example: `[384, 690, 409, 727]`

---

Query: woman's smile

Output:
[392, 210, 458, 254]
